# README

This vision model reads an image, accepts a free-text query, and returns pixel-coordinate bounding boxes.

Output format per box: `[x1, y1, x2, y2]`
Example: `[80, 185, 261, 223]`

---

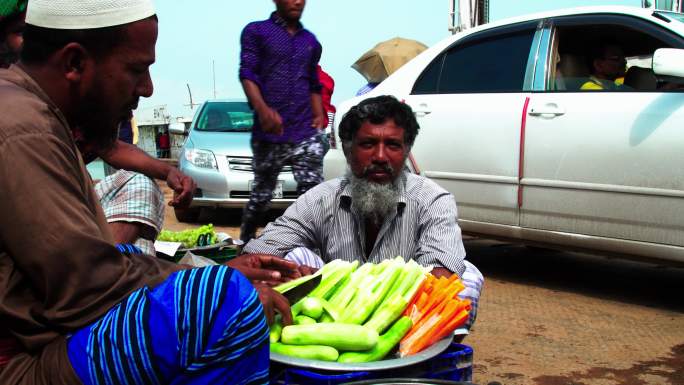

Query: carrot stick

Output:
[415, 292, 429, 310]
[419, 283, 450, 316]
[399, 313, 440, 357]
[428, 308, 470, 346]
[404, 298, 447, 340]
[449, 280, 466, 298]
[402, 299, 461, 355]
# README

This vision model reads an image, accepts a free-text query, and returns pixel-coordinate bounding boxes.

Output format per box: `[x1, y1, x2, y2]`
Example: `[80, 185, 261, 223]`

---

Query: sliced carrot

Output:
[428, 308, 470, 346]
[415, 292, 429, 310]
[401, 299, 462, 356]
[399, 313, 440, 357]
[404, 298, 447, 340]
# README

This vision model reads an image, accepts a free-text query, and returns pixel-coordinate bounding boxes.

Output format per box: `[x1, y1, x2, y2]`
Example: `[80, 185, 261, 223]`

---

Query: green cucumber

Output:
[281, 323, 378, 351]
[294, 315, 317, 325]
[270, 343, 339, 361]
[269, 321, 283, 343]
[338, 316, 412, 363]
[301, 297, 324, 319]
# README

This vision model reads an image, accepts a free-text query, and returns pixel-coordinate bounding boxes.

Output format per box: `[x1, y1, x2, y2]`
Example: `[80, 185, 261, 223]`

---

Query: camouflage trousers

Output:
[240, 132, 326, 243]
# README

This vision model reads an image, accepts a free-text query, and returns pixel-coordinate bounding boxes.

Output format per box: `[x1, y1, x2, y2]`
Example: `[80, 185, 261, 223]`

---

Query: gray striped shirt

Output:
[243, 172, 467, 277]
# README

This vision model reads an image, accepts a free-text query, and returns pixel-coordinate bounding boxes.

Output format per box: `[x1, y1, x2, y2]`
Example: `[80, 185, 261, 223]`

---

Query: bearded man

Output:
[0, 1, 299, 383]
[242, 95, 484, 329]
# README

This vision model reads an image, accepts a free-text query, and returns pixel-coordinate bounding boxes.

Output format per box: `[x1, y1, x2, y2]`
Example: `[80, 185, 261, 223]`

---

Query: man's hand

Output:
[167, 168, 196, 207]
[311, 113, 326, 130]
[431, 267, 453, 279]
[258, 106, 283, 136]
[226, 253, 302, 284]
[254, 283, 293, 326]
[297, 264, 318, 276]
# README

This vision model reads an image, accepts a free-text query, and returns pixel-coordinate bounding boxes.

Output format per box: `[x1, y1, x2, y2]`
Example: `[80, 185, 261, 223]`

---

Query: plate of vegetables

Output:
[269, 258, 472, 371]
[157, 225, 237, 259]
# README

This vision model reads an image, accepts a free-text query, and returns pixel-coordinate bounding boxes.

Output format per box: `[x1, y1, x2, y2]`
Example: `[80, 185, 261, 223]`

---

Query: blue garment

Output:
[66, 266, 270, 385]
[355, 83, 379, 96]
[118, 120, 134, 144]
[239, 12, 322, 144]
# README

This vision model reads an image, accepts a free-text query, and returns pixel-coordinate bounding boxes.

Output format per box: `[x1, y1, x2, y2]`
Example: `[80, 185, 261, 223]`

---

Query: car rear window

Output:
[195, 102, 253, 132]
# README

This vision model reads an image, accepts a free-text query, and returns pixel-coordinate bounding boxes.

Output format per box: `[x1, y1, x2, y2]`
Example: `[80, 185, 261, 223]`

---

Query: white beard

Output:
[348, 169, 401, 226]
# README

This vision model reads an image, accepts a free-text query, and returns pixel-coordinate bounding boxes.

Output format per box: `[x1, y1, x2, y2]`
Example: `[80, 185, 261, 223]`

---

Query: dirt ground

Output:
[161, 185, 684, 385]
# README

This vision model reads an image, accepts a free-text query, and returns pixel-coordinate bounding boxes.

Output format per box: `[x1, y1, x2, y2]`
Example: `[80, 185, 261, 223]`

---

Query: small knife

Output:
[280, 274, 322, 304]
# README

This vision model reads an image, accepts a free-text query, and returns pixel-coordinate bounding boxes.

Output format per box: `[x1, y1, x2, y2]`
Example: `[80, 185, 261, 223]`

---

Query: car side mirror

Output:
[169, 122, 187, 136]
[652, 48, 684, 83]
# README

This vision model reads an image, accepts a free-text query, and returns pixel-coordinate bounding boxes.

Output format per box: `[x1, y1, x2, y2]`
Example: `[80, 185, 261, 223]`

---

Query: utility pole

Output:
[185, 83, 199, 110]
[212, 59, 217, 99]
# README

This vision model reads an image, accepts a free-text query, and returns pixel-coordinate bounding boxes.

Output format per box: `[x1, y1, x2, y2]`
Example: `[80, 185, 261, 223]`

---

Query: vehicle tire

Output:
[174, 207, 201, 223]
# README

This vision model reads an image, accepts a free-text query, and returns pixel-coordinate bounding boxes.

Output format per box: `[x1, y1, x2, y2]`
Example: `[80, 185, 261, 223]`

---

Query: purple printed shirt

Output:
[239, 12, 322, 144]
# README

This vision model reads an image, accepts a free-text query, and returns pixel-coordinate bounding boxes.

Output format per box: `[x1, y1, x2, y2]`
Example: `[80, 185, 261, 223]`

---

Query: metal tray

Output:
[269, 336, 452, 371]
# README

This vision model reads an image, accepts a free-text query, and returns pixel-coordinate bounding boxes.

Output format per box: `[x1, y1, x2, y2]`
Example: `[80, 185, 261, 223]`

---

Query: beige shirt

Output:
[0, 66, 185, 384]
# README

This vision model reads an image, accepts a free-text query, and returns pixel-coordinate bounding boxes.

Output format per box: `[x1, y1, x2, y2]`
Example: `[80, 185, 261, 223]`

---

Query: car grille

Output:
[229, 191, 299, 199]
[227, 157, 293, 173]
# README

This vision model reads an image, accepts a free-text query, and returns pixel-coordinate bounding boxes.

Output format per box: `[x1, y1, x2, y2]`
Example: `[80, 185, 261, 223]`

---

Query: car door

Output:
[404, 21, 539, 227]
[522, 14, 684, 253]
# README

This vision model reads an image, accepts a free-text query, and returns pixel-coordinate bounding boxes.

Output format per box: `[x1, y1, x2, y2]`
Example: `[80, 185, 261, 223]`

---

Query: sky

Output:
[138, 0, 640, 120]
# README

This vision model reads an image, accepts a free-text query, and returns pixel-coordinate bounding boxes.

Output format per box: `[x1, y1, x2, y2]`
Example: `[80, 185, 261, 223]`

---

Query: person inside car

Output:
[581, 41, 627, 90]
[241, 95, 484, 330]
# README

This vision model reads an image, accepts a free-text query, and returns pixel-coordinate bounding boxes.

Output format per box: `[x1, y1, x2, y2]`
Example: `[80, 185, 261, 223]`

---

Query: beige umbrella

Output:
[352, 37, 428, 84]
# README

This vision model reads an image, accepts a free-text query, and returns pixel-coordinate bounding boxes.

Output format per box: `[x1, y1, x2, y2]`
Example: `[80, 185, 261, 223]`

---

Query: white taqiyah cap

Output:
[25, 0, 155, 29]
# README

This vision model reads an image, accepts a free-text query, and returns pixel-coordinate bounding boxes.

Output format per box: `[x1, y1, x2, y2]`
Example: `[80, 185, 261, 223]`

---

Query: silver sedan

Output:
[172, 99, 297, 222]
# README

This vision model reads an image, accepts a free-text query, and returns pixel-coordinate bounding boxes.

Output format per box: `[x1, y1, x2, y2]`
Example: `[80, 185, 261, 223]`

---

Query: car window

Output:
[195, 102, 253, 132]
[412, 54, 444, 94]
[548, 15, 684, 92]
[412, 29, 534, 94]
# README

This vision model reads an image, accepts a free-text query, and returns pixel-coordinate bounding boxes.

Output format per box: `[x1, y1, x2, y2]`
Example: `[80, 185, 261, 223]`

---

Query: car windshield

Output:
[195, 102, 253, 132]
[655, 11, 684, 23]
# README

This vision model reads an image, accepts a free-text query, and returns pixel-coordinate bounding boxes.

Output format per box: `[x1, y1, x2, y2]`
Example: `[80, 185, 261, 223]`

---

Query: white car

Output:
[326, 6, 684, 264]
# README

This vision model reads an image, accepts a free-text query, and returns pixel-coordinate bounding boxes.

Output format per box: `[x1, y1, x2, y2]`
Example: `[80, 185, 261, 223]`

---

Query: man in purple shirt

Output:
[239, 0, 326, 243]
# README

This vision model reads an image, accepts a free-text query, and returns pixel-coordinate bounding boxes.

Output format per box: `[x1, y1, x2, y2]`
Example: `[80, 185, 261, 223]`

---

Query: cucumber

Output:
[270, 343, 339, 362]
[281, 323, 379, 351]
[294, 315, 317, 325]
[269, 321, 283, 343]
[338, 316, 412, 363]
[301, 297, 324, 319]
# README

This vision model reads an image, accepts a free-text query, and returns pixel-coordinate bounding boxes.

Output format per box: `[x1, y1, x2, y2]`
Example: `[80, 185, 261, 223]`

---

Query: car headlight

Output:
[185, 148, 218, 170]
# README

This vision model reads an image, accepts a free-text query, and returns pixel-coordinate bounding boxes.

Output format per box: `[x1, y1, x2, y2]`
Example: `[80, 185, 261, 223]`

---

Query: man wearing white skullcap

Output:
[0, 2, 299, 384]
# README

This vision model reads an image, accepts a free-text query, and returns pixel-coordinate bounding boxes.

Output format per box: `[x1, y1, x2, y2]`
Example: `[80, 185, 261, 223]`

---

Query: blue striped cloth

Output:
[66, 266, 270, 385]
[116, 243, 143, 255]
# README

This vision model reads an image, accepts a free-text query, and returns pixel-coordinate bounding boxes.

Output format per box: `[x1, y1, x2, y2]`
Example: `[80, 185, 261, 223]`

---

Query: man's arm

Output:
[239, 24, 282, 135]
[309, 41, 325, 129]
[242, 187, 323, 257]
[0, 133, 185, 335]
[241, 79, 283, 135]
[98, 140, 195, 207]
[310, 92, 325, 130]
[414, 191, 467, 278]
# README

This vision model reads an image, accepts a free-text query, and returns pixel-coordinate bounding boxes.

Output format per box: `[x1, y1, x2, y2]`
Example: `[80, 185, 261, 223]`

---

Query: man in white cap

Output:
[0, 1, 301, 384]
[2, 0, 196, 257]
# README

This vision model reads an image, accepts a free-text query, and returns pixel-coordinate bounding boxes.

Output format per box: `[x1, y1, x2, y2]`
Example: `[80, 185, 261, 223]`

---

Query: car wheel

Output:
[174, 207, 201, 223]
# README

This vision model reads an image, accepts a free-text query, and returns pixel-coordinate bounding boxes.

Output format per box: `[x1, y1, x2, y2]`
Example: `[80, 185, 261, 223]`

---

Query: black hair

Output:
[338, 95, 420, 150]
[587, 38, 622, 67]
[20, 15, 157, 64]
